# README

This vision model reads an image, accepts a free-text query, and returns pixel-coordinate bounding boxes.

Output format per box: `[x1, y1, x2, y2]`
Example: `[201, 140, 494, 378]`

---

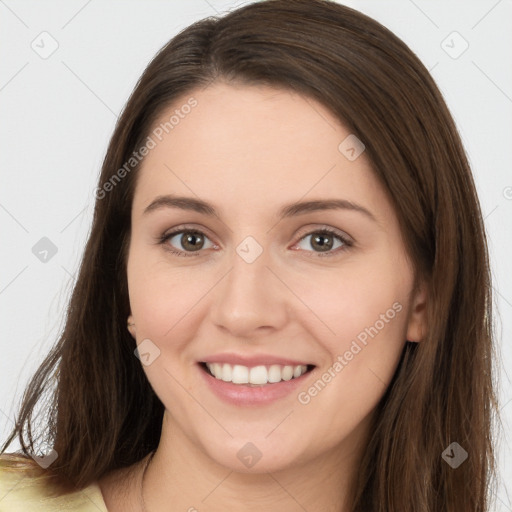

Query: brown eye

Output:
[295, 228, 352, 257]
[160, 229, 215, 256]
[310, 233, 334, 252]
[179, 232, 205, 252]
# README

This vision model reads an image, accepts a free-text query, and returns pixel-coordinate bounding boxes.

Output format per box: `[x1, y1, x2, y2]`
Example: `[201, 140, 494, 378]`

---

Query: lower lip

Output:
[198, 364, 313, 406]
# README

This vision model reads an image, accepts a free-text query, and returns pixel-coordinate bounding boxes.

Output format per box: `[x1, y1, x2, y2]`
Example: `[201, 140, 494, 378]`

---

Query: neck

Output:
[141, 411, 368, 512]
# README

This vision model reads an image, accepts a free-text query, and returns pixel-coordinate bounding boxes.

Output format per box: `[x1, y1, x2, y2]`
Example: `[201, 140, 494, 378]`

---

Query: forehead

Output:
[132, 82, 390, 223]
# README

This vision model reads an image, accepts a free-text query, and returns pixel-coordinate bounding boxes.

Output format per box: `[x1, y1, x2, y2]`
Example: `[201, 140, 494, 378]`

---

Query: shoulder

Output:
[0, 453, 108, 511]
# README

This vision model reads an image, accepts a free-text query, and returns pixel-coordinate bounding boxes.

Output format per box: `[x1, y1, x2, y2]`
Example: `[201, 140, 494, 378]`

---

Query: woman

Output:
[0, 0, 500, 510]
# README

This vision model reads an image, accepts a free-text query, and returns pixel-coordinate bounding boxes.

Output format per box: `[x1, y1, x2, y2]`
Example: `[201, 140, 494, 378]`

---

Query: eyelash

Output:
[157, 226, 353, 258]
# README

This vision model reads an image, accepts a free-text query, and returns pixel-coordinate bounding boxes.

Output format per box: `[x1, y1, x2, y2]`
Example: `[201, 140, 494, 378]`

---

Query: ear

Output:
[406, 279, 427, 343]
[127, 314, 136, 338]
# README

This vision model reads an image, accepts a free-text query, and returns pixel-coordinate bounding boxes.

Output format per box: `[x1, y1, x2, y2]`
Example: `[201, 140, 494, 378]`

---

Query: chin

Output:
[202, 434, 306, 474]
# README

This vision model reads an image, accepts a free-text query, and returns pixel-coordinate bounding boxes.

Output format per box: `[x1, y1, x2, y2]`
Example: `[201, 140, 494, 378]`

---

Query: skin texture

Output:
[99, 82, 427, 512]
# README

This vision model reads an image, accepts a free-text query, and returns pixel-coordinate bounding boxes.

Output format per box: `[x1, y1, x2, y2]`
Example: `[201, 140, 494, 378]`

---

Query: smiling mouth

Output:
[199, 362, 315, 386]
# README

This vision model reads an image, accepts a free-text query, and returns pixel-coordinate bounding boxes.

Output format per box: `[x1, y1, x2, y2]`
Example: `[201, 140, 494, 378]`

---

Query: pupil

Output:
[313, 234, 333, 251]
[183, 233, 203, 251]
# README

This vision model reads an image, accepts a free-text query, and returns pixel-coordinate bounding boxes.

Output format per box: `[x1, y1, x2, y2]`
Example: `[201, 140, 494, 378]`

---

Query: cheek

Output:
[293, 256, 411, 426]
[127, 246, 206, 338]
[126, 251, 208, 411]
[296, 258, 409, 350]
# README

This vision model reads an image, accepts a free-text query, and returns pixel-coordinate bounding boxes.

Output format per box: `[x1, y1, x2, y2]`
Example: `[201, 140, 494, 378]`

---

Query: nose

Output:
[208, 245, 290, 339]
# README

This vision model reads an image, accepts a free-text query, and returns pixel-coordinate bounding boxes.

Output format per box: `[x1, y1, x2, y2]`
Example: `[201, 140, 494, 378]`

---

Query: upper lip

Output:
[200, 353, 315, 368]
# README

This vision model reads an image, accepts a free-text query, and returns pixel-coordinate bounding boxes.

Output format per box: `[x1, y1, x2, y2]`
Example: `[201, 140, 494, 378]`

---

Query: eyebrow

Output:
[142, 194, 378, 223]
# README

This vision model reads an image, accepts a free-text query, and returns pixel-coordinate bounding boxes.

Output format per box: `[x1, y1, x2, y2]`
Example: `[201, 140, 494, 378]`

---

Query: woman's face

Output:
[126, 81, 426, 473]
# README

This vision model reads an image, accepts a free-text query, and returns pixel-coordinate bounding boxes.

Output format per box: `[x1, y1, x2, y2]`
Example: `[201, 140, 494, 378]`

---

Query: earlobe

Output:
[127, 314, 136, 338]
[406, 280, 428, 343]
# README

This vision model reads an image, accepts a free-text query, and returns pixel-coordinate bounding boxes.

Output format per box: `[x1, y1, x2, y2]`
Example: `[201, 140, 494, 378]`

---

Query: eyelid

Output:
[159, 223, 217, 244]
[157, 223, 354, 257]
[158, 224, 218, 256]
[291, 226, 353, 258]
[160, 223, 353, 244]
[294, 224, 354, 244]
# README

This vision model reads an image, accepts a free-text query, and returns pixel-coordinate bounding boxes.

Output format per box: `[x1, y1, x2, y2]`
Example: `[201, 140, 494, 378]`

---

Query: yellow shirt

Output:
[0, 454, 108, 511]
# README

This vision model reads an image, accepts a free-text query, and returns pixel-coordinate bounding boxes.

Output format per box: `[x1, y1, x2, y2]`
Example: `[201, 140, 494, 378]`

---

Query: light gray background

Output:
[1, 0, 511, 508]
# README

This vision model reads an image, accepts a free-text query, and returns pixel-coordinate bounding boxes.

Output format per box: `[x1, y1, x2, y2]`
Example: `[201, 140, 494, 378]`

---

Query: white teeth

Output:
[249, 365, 268, 385]
[232, 365, 249, 384]
[212, 363, 222, 379]
[281, 366, 294, 381]
[221, 363, 232, 382]
[268, 365, 282, 383]
[205, 362, 309, 385]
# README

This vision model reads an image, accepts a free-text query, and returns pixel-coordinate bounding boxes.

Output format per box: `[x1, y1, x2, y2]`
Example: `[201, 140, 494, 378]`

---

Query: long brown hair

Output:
[1, 1, 501, 510]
